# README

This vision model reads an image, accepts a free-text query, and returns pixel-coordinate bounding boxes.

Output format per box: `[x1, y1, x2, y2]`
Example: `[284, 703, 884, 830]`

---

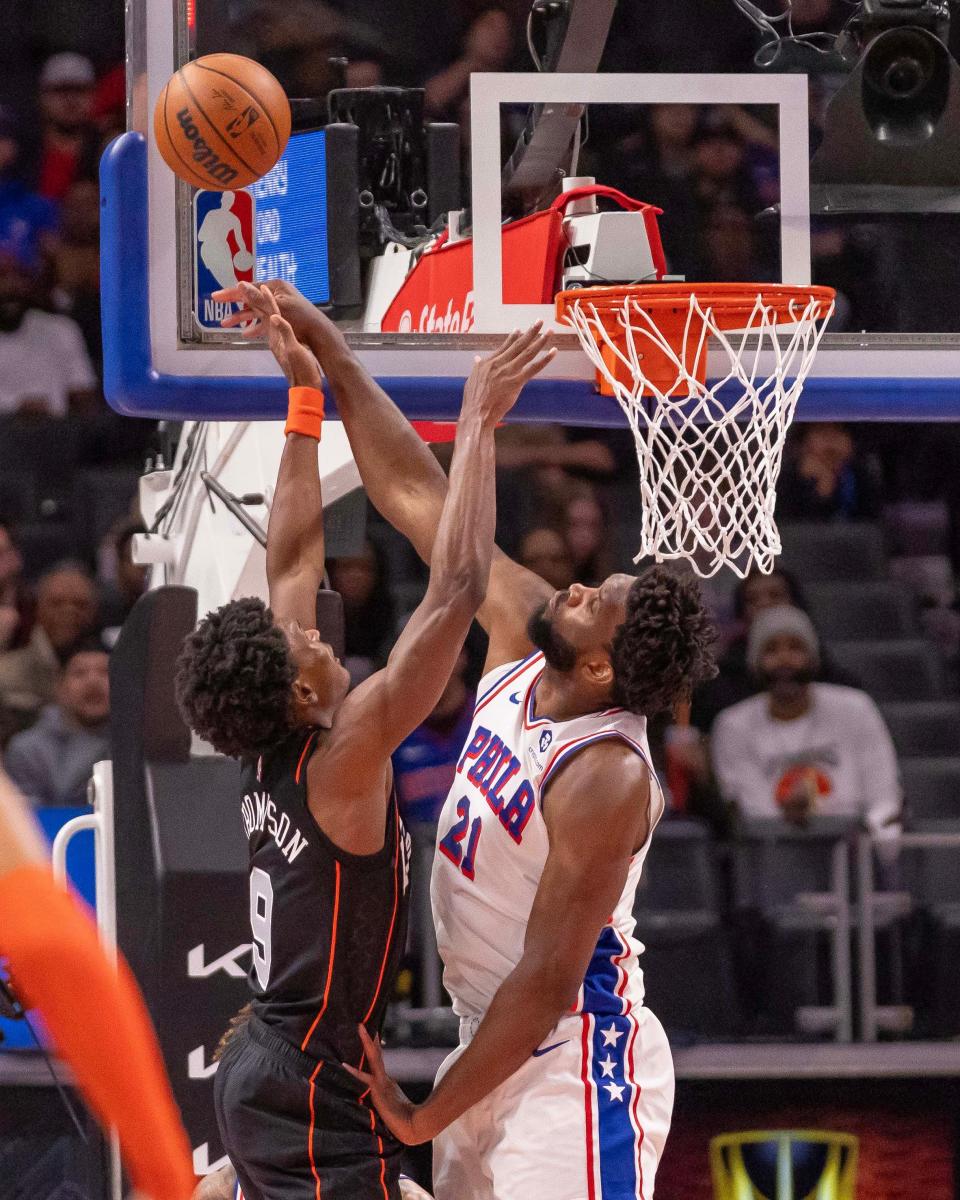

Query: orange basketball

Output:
[153, 53, 291, 190]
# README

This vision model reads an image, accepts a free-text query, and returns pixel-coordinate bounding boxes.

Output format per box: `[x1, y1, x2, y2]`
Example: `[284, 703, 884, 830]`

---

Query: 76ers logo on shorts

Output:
[193, 189, 256, 330]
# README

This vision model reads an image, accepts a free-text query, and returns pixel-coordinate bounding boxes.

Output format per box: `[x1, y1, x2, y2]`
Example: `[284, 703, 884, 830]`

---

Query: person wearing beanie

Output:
[711, 604, 901, 840]
[37, 53, 100, 201]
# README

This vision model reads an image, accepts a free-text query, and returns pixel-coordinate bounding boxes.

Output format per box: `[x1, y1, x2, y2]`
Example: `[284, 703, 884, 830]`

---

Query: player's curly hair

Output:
[175, 597, 297, 760]
[610, 567, 717, 717]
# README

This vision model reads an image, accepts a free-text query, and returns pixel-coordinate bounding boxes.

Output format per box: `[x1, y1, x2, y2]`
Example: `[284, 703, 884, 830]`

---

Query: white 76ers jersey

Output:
[431, 651, 664, 1020]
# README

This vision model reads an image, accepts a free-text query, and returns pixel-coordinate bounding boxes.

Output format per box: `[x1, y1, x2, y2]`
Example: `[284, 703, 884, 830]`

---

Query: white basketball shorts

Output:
[432, 1007, 674, 1200]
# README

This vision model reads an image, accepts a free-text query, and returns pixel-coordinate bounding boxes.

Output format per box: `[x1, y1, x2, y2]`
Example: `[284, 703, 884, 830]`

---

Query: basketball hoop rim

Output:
[556, 282, 837, 326]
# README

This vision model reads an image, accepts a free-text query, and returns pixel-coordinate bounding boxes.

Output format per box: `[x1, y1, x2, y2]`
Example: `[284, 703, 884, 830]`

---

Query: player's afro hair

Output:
[175, 597, 297, 760]
[610, 567, 717, 717]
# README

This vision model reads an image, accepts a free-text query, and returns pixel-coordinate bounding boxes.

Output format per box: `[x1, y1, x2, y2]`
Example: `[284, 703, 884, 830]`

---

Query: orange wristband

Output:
[285, 385, 325, 440]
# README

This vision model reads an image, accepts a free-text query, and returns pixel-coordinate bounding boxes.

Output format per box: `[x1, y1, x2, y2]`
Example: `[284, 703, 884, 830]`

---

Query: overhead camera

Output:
[810, 0, 960, 211]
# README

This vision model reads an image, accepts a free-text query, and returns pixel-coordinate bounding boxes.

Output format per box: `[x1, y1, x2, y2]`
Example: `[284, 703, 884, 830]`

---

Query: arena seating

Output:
[779, 522, 887, 582]
[805, 581, 918, 642]
[632, 817, 744, 1038]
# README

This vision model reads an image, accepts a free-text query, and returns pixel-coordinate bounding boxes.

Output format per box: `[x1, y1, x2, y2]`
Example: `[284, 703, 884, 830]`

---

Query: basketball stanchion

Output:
[557, 283, 836, 578]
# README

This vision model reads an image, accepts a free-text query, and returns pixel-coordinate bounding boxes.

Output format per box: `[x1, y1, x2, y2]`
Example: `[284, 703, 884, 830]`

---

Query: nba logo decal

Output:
[539, 731, 553, 753]
[194, 189, 256, 329]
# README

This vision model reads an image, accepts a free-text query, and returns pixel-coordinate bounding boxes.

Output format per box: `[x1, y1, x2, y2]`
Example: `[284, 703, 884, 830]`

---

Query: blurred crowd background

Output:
[2, 0, 960, 1042]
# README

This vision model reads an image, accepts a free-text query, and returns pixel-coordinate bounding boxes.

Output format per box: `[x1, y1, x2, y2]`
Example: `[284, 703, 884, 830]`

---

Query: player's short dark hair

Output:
[610, 567, 717, 717]
[175, 597, 296, 760]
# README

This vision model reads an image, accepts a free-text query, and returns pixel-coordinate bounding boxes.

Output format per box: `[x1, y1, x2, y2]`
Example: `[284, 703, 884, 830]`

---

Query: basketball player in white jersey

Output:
[215, 281, 718, 1200]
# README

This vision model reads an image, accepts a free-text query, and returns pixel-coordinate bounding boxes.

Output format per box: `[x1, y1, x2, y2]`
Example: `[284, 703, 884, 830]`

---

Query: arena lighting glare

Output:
[810, 0, 960, 211]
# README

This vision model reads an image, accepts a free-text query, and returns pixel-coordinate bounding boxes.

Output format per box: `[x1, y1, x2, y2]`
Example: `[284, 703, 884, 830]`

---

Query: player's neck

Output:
[767, 685, 812, 722]
[534, 669, 607, 723]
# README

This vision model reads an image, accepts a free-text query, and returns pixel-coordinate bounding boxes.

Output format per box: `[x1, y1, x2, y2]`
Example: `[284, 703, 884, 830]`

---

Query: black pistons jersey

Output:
[240, 729, 410, 1067]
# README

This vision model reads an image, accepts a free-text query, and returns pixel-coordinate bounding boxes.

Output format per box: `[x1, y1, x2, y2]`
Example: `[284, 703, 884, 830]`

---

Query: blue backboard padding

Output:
[0, 807, 96, 1052]
[101, 131, 960, 422]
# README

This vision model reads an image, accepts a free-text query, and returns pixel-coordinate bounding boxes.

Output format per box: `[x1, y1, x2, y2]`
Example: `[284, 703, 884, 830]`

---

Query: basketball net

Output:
[558, 284, 836, 579]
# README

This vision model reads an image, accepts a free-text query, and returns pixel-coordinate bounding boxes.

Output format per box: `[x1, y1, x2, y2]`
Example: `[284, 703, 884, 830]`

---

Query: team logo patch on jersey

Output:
[539, 730, 553, 753]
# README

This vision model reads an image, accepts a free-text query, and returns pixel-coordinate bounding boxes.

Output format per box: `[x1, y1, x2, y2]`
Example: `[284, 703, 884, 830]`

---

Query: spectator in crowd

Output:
[518, 526, 575, 591]
[776, 422, 881, 522]
[0, 563, 99, 740]
[711, 605, 901, 841]
[0, 250, 97, 416]
[36, 53, 101, 202]
[691, 564, 857, 731]
[392, 647, 475, 828]
[4, 637, 109, 807]
[0, 520, 32, 653]
[563, 486, 615, 584]
[0, 106, 59, 272]
[327, 537, 396, 686]
[424, 6, 515, 120]
[52, 179, 102, 373]
[100, 520, 148, 643]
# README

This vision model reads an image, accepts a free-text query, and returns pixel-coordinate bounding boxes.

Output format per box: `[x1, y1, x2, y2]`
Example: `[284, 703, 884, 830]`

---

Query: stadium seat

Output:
[12, 522, 78, 581]
[0, 470, 37, 524]
[71, 468, 141, 557]
[0, 414, 84, 516]
[779, 522, 886, 582]
[805, 581, 918, 642]
[899, 837, 960, 1036]
[633, 819, 744, 1038]
[900, 757, 960, 823]
[880, 702, 960, 758]
[729, 818, 856, 1036]
[827, 640, 945, 702]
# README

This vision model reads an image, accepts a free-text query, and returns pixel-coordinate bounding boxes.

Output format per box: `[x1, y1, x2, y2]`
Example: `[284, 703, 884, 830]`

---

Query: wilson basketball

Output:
[153, 53, 291, 190]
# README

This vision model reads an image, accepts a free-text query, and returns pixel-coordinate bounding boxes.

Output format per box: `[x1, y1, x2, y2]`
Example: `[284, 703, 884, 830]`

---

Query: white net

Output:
[562, 287, 835, 579]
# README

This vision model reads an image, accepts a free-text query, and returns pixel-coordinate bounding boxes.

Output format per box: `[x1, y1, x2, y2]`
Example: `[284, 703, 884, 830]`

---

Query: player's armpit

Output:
[478, 549, 555, 675]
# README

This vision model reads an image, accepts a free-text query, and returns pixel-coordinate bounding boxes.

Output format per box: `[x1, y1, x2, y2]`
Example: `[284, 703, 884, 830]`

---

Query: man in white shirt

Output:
[0, 251, 96, 416]
[711, 604, 901, 841]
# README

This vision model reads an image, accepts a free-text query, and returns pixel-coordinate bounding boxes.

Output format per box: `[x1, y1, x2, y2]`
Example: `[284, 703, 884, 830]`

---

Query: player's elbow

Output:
[433, 564, 488, 617]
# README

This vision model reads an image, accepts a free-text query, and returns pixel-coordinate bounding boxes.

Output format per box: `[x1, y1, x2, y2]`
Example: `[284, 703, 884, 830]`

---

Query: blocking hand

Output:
[461, 323, 556, 430]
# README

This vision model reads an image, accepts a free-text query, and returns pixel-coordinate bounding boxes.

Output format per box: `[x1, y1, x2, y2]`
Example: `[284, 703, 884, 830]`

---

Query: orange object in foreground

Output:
[0, 864, 196, 1200]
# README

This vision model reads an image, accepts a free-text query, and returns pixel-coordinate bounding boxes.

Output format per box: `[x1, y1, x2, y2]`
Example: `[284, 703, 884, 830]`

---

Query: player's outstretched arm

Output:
[348, 741, 652, 1143]
[0, 767, 195, 1200]
[258, 288, 328, 630]
[215, 281, 556, 669]
[331, 333, 555, 766]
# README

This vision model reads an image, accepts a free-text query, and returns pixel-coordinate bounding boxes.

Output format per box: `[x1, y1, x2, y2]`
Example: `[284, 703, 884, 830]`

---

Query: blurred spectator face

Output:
[36, 569, 97, 651]
[464, 8, 513, 68]
[41, 84, 95, 134]
[519, 528, 575, 590]
[758, 632, 815, 691]
[650, 104, 698, 148]
[58, 648, 109, 727]
[0, 524, 23, 591]
[0, 255, 34, 332]
[0, 135, 17, 175]
[61, 181, 100, 246]
[740, 570, 794, 626]
[694, 133, 743, 181]
[801, 423, 854, 473]
[328, 543, 378, 610]
[704, 206, 755, 279]
[564, 493, 606, 570]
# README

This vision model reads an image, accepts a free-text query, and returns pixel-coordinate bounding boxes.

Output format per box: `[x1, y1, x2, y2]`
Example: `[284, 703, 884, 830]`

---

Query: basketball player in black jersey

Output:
[176, 288, 555, 1200]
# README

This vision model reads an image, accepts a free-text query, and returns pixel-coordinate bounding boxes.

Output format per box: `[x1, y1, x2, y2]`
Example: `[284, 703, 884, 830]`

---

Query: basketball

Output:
[153, 53, 291, 190]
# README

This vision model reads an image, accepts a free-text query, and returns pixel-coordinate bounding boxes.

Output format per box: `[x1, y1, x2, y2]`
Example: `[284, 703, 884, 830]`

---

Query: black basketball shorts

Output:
[214, 1016, 403, 1200]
